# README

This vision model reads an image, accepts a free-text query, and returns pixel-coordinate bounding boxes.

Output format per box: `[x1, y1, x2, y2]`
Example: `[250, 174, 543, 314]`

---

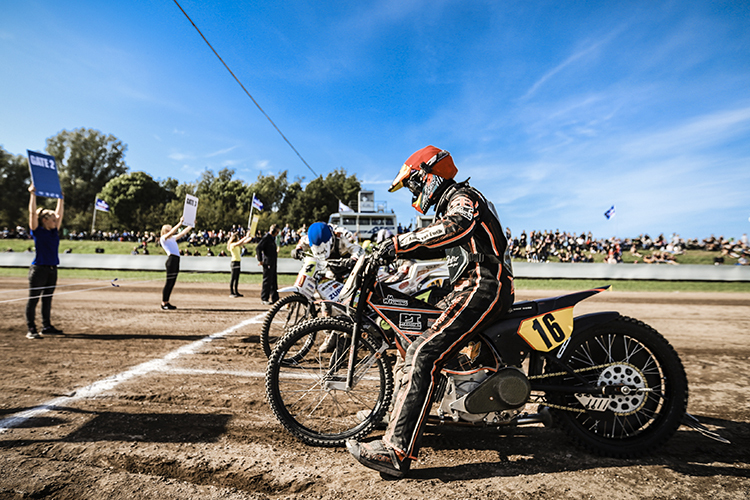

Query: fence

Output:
[1, 253, 749, 281]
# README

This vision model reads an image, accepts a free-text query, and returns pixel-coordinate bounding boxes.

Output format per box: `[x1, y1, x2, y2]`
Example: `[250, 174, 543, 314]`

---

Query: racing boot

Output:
[346, 438, 410, 479]
[318, 330, 338, 354]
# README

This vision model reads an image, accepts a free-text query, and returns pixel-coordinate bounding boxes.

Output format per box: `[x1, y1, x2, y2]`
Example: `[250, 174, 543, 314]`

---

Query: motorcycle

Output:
[259, 255, 449, 359]
[265, 252, 726, 456]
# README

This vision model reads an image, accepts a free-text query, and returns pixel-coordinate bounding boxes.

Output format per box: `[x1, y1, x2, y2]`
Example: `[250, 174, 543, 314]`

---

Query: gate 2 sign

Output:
[27, 150, 63, 199]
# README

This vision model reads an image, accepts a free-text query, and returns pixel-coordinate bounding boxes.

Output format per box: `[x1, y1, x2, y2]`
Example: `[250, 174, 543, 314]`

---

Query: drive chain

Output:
[529, 362, 619, 413]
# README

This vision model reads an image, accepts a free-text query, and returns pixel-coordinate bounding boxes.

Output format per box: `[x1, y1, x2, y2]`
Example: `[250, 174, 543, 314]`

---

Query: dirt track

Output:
[0, 276, 748, 499]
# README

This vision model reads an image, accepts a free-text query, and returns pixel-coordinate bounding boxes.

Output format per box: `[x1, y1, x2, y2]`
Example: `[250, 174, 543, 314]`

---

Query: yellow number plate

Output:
[517, 307, 574, 352]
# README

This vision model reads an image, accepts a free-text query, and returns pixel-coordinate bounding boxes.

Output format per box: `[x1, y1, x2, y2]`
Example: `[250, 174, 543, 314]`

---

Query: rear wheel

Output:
[265, 317, 393, 447]
[260, 293, 316, 360]
[546, 315, 688, 457]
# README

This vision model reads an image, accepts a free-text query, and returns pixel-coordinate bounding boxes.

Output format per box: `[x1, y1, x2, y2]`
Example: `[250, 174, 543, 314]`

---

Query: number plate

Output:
[517, 307, 574, 352]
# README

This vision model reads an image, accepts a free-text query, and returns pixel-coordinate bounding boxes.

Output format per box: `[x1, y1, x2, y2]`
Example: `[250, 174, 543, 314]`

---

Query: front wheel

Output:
[260, 293, 316, 359]
[265, 317, 394, 447]
[546, 315, 688, 458]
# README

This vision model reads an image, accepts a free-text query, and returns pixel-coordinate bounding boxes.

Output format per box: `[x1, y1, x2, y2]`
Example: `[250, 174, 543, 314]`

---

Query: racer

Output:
[346, 145, 515, 478]
[291, 222, 364, 281]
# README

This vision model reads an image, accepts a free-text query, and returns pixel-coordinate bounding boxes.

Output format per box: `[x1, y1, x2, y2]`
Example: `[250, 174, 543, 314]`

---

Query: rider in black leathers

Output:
[347, 145, 515, 478]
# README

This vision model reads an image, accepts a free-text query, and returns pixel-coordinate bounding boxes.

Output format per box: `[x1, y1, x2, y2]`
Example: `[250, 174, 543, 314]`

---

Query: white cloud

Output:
[621, 106, 750, 158]
[521, 33, 619, 101]
[206, 145, 238, 157]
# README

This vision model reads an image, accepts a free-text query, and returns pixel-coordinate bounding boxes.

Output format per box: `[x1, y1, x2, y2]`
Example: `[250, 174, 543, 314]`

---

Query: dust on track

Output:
[0, 277, 748, 499]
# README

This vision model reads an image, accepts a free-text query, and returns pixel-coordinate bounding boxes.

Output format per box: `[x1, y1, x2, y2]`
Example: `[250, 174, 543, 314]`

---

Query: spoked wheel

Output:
[260, 293, 316, 360]
[265, 318, 393, 447]
[547, 315, 688, 457]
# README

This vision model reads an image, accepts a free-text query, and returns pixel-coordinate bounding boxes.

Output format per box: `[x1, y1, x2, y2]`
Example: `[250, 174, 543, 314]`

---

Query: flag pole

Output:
[91, 196, 98, 234]
[247, 192, 255, 230]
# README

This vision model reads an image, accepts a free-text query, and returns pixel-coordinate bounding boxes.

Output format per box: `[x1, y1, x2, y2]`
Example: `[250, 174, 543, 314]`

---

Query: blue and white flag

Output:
[27, 150, 63, 199]
[338, 200, 353, 212]
[604, 205, 616, 220]
[95, 198, 110, 212]
[252, 195, 264, 211]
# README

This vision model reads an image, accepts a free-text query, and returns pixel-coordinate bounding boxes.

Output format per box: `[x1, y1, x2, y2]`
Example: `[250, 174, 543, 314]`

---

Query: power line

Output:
[172, 0, 325, 181]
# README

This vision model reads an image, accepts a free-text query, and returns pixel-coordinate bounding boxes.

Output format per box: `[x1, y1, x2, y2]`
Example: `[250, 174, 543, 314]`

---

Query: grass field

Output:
[1, 267, 748, 293]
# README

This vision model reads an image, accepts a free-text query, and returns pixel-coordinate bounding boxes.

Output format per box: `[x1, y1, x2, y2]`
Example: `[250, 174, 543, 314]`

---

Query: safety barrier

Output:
[1, 253, 749, 281]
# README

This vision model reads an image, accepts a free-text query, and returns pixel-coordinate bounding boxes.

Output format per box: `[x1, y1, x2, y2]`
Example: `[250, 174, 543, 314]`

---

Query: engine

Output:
[436, 368, 531, 424]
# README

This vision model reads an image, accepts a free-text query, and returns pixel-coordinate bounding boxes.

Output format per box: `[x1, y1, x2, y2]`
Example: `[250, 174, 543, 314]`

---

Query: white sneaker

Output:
[318, 331, 338, 353]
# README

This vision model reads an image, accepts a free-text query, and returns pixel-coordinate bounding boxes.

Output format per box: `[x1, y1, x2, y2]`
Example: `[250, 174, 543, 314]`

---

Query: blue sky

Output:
[1, 0, 749, 240]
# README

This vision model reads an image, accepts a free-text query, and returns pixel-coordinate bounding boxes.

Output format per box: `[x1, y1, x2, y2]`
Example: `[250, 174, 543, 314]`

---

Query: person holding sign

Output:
[227, 231, 253, 297]
[159, 217, 192, 310]
[26, 184, 64, 339]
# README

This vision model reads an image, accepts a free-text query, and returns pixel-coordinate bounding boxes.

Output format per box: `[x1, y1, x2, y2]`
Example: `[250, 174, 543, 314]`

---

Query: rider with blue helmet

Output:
[292, 222, 364, 281]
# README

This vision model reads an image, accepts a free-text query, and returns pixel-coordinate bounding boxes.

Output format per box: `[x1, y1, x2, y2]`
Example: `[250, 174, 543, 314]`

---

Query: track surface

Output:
[0, 277, 748, 499]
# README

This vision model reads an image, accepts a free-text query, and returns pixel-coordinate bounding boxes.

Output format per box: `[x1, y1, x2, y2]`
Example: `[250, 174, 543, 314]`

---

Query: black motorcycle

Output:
[265, 252, 725, 457]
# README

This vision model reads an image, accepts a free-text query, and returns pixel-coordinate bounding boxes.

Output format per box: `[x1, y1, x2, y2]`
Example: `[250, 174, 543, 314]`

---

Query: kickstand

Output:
[683, 413, 731, 444]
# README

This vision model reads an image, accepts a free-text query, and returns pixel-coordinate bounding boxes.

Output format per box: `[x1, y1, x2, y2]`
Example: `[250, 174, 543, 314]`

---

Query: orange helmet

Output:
[389, 146, 457, 214]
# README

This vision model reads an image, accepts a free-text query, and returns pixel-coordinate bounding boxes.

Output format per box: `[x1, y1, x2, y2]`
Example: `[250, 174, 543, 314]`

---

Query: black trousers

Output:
[261, 262, 278, 303]
[230, 261, 241, 294]
[26, 265, 58, 331]
[162, 255, 180, 302]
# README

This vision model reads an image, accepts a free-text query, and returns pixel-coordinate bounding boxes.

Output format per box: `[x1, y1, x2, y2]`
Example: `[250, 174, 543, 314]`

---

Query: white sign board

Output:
[182, 194, 199, 227]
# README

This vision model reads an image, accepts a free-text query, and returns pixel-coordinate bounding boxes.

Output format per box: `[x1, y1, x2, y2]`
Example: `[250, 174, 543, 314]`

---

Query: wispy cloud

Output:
[169, 152, 192, 161]
[520, 28, 624, 101]
[621, 106, 750, 158]
[206, 145, 238, 157]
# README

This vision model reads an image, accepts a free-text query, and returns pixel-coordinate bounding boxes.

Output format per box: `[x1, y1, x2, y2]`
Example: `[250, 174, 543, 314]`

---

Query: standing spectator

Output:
[25, 184, 64, 339]
[227, 231, 253, 297]
[256, 224, 280, 304]
[159, 217, 192, 310]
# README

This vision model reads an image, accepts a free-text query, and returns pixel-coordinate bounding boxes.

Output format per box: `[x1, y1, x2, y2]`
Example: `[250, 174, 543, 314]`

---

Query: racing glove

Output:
[291, 247, 304, 260]
[374, 238, 396, 265]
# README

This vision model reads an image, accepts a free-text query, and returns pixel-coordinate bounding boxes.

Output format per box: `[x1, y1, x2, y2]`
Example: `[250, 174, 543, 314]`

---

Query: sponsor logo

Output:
[398, 233, 418, 246]
[399, 313, 422, 330]
[447, 204, 474, 220]
[446, 254, 461, 269]
[416, 225, 446, 242]
[383, 294, 409, 307]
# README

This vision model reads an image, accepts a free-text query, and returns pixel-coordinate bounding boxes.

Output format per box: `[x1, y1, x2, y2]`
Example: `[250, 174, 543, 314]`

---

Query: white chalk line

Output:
[0, 312, 267, 433]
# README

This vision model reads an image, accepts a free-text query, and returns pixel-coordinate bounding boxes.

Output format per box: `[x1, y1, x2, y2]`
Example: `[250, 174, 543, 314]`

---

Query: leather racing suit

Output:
[383, 181, 515, 460]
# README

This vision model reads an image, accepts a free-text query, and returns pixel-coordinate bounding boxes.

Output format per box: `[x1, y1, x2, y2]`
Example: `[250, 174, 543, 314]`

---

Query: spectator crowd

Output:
[3, 224, 749, 265]
[508, 230, 749, 265]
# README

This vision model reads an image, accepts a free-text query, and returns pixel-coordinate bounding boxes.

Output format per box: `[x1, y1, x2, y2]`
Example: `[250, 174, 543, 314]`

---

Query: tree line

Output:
[1, 128, 361, 235]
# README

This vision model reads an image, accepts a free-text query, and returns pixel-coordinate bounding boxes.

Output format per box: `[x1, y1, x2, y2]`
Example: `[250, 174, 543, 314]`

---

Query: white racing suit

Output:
[292, 225, 363, 281]
[384, 181, 515, 460]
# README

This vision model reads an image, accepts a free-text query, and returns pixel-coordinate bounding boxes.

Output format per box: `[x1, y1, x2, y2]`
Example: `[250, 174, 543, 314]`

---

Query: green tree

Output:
[193, 168, 251, 230]
[46, 128, 129, 231]
[0, 146, 31, 230]
[98, 172, 169, 232]
[246, 171, 294, 231]
[285, 169, 360, 228]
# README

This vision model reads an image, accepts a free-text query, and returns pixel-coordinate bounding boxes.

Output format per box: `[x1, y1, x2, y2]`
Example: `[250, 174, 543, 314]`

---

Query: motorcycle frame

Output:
[332, 255, 621, 395]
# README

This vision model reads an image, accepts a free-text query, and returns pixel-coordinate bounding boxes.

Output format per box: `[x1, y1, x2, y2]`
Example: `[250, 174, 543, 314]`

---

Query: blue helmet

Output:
[307, 222, 333, 260]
